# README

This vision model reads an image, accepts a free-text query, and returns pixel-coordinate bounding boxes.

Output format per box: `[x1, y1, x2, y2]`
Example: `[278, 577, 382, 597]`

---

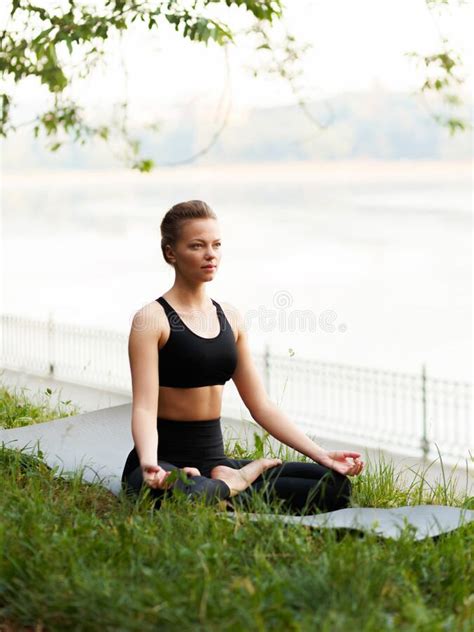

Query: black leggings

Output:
[121, 417, 352, 515]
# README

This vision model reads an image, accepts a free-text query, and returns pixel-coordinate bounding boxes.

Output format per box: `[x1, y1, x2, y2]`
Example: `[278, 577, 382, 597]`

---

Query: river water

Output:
[1, 159, 471, 382]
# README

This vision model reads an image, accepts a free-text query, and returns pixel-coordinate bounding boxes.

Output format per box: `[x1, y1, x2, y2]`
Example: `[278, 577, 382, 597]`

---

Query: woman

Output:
[121, 200, 364, 514]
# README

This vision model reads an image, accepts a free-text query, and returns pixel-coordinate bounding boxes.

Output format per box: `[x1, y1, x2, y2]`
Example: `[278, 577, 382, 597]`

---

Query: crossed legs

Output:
[122, 456, 352, 515]
[211, 457, 353, 514]
[122, 457, 282, 509]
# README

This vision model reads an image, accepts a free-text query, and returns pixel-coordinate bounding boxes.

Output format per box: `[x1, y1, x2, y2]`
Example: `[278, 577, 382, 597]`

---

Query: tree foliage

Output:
[1, 1, 285, 169]
[0, 0, 469, 171]
[403, 0, 470, 137]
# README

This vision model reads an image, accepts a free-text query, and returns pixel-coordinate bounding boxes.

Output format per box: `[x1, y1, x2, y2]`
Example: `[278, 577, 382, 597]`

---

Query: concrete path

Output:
[1, 367, 472, 496]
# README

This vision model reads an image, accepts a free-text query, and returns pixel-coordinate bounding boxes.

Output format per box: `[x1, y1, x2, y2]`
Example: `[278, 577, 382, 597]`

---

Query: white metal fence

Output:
[1, 313, 472, 465]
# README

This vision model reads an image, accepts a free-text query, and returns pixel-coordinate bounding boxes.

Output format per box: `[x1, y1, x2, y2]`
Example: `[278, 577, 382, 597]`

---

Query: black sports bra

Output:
[156, 296, 238, 388]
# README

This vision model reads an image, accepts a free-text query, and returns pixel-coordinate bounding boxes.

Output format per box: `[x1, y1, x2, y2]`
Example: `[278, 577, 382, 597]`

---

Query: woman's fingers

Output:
[346, 464, 356, 476]
[348, 460, 361, 475]
[158, 470, 173, 489]
[155, 469, 169, 484]
[351, 459, 363, 475]
[341, 452, 364, 473]
[326, 451, 364, 475]
[143, 466, 173, 490]
[343, 457, 364, 476]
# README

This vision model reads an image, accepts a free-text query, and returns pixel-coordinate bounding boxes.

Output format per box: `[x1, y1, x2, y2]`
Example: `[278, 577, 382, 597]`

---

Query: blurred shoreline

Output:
[2, 159, 472, 185]
[1, 157, 471, 383]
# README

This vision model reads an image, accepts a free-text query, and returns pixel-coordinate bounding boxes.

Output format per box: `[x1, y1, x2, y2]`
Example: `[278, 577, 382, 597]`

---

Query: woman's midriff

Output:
[157, 384, 224, 421]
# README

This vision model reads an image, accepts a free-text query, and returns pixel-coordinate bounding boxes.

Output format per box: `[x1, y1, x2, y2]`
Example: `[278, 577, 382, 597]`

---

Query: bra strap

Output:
[156, 297, 186, 332]
[156, 297, 174, 317]
[211, 299, 227, 330]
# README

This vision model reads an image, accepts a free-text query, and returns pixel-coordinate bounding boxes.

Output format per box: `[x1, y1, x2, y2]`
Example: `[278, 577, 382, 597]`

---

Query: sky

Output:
[1, 0, 473, 125]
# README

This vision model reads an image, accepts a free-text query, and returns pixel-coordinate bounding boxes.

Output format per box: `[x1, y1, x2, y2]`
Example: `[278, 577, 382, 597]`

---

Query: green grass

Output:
[0, 382, 81, 429]
[0, 383, 473, 631]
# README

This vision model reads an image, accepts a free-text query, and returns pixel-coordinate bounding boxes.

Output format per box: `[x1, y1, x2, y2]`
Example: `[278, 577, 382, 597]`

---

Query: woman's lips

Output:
[202, 265, 216, 269]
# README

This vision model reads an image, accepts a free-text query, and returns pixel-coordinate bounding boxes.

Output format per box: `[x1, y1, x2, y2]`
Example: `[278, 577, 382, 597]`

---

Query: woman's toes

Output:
[262, 458, 282, 470]
[209, 460, 283, 497]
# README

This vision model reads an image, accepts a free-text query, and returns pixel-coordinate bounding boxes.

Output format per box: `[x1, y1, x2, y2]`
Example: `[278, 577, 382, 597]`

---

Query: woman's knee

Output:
[121, 461, 179, 500]
[121, 465, 144, 497]
[302, 469, 352, 512]
[329, 471, 352, 509]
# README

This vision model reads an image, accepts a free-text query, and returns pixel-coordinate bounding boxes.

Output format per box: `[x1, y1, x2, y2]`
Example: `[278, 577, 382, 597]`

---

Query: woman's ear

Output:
[165, 244, 176, 265]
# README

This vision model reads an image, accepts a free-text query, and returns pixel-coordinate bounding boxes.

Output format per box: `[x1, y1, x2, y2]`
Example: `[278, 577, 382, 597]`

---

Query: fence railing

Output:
[1, 313, 472, 465]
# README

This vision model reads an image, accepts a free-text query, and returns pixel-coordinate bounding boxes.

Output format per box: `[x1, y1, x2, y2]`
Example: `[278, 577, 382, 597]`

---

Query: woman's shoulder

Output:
[130, 299, 169, 336]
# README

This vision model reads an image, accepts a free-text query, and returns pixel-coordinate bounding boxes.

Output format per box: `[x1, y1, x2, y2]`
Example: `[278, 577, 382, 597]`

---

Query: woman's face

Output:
[167, 218, 222, 281]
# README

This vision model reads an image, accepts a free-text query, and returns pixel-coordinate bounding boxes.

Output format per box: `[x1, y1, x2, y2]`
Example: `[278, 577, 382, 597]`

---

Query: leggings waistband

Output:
[157, 416, 221, 427]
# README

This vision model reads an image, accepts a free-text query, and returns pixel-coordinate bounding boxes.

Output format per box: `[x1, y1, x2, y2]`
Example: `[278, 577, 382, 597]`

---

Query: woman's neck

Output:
[164, 285, 212, 312]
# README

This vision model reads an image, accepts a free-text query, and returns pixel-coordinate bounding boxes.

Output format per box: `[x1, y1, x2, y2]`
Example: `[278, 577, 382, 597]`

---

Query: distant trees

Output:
[1, 0, 469, 170]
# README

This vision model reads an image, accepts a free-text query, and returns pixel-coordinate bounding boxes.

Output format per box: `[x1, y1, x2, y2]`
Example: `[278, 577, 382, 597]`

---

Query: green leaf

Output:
[133, 159, 154, 173]
[31, 27, 55, 46]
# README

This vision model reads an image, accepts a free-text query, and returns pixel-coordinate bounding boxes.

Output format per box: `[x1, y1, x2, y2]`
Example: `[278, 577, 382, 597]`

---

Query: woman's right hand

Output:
[141, 463, 173, 490]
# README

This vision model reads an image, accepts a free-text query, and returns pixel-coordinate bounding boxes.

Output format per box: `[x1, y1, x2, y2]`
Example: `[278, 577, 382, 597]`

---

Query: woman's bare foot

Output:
[210, 458, 283, 497]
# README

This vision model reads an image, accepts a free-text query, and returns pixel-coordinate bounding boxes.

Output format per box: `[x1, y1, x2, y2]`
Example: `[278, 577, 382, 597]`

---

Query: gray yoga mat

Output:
[1, 403, 472, 541]
[223, 505, 473, 540]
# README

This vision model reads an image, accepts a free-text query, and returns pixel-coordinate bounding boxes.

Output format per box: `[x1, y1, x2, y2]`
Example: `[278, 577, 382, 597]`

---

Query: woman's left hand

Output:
[316, 450, 364, 476]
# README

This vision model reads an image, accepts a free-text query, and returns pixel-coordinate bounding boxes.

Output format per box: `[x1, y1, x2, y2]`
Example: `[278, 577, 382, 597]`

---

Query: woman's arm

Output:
[128, 306, 183, 490]
[128, 306, 160, 467]
[229, 306, 363, 476]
